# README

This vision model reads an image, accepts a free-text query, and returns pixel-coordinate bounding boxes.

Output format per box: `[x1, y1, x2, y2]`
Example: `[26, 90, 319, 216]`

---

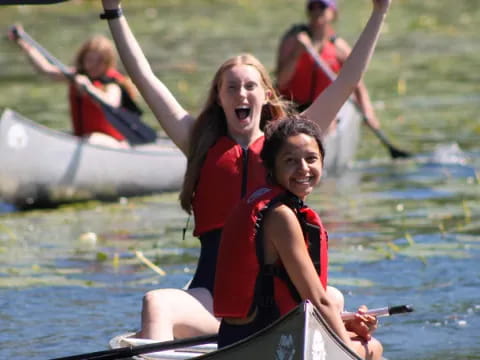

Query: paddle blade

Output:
[366, 122, 412, 159]
[0, 0, 69, 4]
[388, 304, 414, 315]
[389, 146, 411, 159]
[100, 104, 158, 145]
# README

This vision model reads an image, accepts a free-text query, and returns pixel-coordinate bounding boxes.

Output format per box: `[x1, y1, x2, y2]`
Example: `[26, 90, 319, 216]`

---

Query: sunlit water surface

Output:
[1, 145, 479, 360]
[1, 1, 480, 359]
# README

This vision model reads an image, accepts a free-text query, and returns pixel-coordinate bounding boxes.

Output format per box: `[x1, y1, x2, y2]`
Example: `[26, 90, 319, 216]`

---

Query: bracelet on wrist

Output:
[100, 8, 123, 20]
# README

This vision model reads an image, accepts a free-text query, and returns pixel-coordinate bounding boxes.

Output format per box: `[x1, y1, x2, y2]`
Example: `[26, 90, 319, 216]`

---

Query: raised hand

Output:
[373, 0, 391, 13]
[7, 24, 23, 42]
[101, 0, 121, 9]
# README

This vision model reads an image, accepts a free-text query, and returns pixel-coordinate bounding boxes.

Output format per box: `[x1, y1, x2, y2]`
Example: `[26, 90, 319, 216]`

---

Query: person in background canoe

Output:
[7, 25, 137, 148]
[100, 0, 391, 341]
[276, 0, 382, 131]
[214, 116, 383, 359]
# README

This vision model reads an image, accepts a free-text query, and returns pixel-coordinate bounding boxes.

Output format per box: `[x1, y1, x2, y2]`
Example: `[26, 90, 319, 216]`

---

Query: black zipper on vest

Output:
[241, 147, 249, 198]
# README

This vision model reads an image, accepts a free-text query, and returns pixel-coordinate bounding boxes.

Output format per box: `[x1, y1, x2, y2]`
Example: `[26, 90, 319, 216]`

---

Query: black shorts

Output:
[217, 306, 280, 348]
[187, 229, 222, 294]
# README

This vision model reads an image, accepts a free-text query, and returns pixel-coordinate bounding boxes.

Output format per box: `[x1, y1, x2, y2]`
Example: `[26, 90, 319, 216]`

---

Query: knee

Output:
[361, 336, 383, 360]
[326, 286, 345, 313]
[142, 290, 170, 312]
[368, 337, 383, 360]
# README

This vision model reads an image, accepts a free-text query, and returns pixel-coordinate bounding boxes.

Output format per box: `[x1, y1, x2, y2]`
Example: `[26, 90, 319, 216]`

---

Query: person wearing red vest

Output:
[101, 0, 391, 341]
[214, 116, 383, 359]
[8, 27, 138, 148]
[276, 0, 382, 130]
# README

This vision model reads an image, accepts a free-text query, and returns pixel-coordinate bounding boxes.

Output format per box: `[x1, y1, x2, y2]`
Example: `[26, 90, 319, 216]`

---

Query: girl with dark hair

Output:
[214, 116, 383, 359]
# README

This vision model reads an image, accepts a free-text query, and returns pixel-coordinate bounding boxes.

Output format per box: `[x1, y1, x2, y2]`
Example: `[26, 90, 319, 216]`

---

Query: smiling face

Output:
[217, 64, 270, 146]
[274, 133, 323, 200]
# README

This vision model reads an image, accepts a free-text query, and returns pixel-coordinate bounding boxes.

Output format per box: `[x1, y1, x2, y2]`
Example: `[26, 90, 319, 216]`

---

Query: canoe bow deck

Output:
[0, 108, 187, 208]
[109, 301, 361, 360]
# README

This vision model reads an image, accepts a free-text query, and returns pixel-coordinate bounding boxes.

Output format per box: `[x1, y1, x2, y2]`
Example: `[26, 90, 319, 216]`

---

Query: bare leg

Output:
[85, 132, 130, 149]
[326, 285, 345, 313]
[138, 287, 220, 340]
[349, 335, 384, 360]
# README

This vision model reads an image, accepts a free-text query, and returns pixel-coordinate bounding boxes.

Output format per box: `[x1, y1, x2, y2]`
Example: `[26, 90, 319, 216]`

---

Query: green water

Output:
[1, 1, 480, 359]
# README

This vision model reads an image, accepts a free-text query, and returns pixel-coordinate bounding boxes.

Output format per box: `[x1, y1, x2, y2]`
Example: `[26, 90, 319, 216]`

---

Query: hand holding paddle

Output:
[341, 304, 414, 321]
[7, 24, 21, 42]
[1, 0, 69, 4]
[342, 304, 413, 341]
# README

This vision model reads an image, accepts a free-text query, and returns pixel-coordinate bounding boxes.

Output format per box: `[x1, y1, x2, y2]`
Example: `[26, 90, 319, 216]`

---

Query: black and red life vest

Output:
[192, 135, 267, 236]
[278, 39, 342, 107]
[214, 186, 329, 319]
[68, 68, 139, 141]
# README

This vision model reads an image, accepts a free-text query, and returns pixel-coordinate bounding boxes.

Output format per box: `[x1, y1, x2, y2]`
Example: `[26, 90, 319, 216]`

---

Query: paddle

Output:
[0, 0, 69, 4]
[50, 333, 218, 360]
[341, 304, 414, 321]
[10, 26, 157, 145]
[302, 43, 411, 159]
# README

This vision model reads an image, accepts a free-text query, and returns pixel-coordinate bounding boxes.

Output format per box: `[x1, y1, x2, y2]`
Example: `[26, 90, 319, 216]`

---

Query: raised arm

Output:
[101, 0, 194, 154]
[335, 37, 382, 130]
[302, 0, 390, 132]
[8, 25, 67, 82]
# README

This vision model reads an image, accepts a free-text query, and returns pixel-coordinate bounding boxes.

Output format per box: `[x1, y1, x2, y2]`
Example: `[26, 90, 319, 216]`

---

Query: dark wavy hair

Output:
[261, 114, 325, 184]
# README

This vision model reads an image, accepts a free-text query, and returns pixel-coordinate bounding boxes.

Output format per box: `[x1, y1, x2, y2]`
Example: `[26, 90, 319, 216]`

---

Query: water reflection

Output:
[0, 201, 16, 213]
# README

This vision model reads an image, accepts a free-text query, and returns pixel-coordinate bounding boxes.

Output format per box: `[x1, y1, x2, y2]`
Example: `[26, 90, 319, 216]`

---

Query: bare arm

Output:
[101, 0, 194, 154]
[8, 25, 67, 82]
[335, 37, 381, 129]
[302, 0, 390, 132]
[73, 74, 122, 108]
[275, 32, 307, 89]
[263, 205, 354, 348]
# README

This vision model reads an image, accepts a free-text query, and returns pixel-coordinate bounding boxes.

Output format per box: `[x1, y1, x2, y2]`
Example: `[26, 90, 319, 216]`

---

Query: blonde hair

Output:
[179, 53, 294, 214]
[74, 35, 116, 73]
[73, 34, 137, 98]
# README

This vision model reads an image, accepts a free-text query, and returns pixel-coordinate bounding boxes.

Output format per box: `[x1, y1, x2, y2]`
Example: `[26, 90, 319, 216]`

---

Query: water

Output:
[1, 1, 480, 358]
[1, 147, 479, 360]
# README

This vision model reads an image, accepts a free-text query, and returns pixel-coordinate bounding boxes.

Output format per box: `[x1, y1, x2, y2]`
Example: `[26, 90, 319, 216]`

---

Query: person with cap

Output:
[276, 0, 382, 130]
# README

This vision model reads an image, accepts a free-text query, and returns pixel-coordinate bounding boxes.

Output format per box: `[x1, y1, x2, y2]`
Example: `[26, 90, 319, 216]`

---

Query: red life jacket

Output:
[279, 40, 342, 107]
[214, 186, 329, 319]
[68, 68, 136, 141]
[192, 135, 266, 236]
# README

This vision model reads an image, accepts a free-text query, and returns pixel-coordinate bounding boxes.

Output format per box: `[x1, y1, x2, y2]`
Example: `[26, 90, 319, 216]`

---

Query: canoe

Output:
[0, 108, 187, 208]
[0, 102, 361, 209]
[322, 100, 362, 176]
[108, 301, 361, 360]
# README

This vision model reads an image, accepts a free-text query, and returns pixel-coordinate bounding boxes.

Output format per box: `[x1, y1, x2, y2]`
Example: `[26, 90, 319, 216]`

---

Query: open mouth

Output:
[235, 106, 251, 120]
